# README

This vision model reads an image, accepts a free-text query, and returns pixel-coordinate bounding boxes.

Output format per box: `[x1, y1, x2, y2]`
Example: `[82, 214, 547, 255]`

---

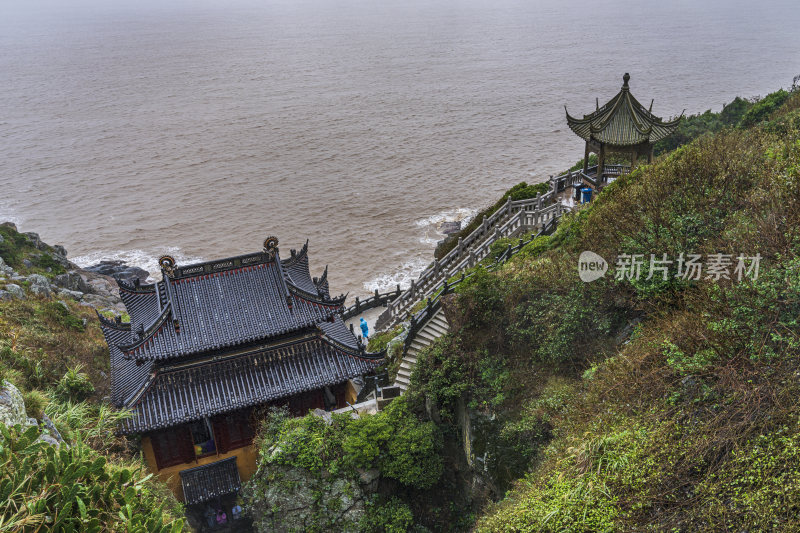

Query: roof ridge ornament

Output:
[623, 72, 630, 89]
[263, 236, 279, 260]
[158, 255, 176, 277]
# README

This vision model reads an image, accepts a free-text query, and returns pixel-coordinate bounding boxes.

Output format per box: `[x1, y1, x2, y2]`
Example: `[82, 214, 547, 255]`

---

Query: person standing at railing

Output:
[360, 317, 370, 340]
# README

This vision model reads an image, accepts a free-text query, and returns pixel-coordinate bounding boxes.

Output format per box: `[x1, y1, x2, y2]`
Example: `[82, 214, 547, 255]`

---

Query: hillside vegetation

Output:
[0, 226, 185, 531]
[406, 87, 800, 531]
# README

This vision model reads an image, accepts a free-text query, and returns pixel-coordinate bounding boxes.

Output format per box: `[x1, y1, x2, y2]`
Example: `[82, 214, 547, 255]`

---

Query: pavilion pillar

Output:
[583, 142, 590, 173]
[648, 145, 654, 164]
[597, 144, 605, 184]
[631, 149, 638, 169]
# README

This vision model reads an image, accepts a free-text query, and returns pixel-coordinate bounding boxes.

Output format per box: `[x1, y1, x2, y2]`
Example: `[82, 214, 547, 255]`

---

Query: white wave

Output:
[414, 207, 478, 229]
[363, 257, 431, 294]
[414, 207, 478, 245]
[70, 247, 204, 283]
[0, 202, 21, 227]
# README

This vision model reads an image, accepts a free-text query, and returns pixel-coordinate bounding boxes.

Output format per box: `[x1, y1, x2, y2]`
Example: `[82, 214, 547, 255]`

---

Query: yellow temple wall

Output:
[141, 436, 259, 502]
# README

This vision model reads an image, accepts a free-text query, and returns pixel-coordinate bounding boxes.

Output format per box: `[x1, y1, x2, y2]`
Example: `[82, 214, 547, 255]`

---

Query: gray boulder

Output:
[5, 284, 24, 299]
[83, 260, 150, 285]
[57, 288, 84, 301]
[28, 273, 49, 287]
[24, 232, 47, 251]
[0, 290, 11, 301]
[53, 244, 67, 257]
[244, 464, 367, 533]
[27, 274, 51, 297]
[0, 381, 29, 428]
[53, 271, 91, 293]
[0, 222, 17, 231]
[0, 257, 12, 277]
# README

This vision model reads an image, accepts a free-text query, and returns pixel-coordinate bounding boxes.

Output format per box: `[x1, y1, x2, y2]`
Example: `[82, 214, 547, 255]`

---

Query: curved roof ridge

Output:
[117, 302, 173, 356]
[96, 311, 132, 331]
[281, 239, 309, 268]
[287, 281, 345, 307]
[117, 278, 157, 293]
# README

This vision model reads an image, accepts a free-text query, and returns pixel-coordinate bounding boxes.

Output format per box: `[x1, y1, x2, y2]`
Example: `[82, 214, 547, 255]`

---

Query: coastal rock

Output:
[53, 271, 92, 293]
[83, 260, 150, 285]
[22, 258, 33, 268]
[244, 465, 368, 533]
[57, 288, 84, 301]
[5, 284, 25, 299]
[53, 244, 67, 257]
[440, 221, 462, 235]
[0, 257, 13, 276]
[28, 274, 51, 297]
[28, 273, 50, 287]
[0, 290, 11, 301]
[0, 222, 17, 231]
[23, 232, 46, 251]
[0, 381, 29, 429]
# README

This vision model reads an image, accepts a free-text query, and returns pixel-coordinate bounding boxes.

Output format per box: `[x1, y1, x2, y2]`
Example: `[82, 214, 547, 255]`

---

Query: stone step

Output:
[416, 330, 440, 344]
[425, 322, 449, 337]
[397, 368, 412, 380]
[409, 338, 432, 351]
[402, 354, 418, 365]
[394, 375, 410, 388]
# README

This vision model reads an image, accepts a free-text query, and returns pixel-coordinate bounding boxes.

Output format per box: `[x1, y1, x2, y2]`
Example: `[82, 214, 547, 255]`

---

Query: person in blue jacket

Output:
[360, 317, 369, 340]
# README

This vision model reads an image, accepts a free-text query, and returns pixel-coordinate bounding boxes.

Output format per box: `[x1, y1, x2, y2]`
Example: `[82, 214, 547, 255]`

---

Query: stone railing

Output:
[397, 216, 559, 354]
[377, 167, 581, 330]
[341, 286, 403, 320]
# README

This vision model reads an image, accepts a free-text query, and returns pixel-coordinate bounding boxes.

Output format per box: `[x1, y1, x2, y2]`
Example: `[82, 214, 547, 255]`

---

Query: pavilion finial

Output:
[623, 72, 630, 88]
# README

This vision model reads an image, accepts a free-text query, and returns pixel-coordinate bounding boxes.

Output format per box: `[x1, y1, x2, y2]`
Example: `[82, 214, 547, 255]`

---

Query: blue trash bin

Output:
[581, 187, 593, 203]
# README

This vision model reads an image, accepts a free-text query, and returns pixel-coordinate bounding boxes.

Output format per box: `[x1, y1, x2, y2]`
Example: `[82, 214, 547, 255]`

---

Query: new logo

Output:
[578, 251, 608, 282]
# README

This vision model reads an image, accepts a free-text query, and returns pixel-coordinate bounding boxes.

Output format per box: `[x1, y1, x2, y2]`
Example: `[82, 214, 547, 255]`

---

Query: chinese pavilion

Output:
[99, 237, 384, 505]
[566, 73, 682, 182]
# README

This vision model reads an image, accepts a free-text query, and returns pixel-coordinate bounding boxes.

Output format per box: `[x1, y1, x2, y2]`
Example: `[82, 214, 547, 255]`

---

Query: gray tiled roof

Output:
[180, 457, 241, 505]
[566, 73, 682, 146]
[101, 242, 384, 434]
[118, 327, 381, 434]
[114, 258, 343, 361]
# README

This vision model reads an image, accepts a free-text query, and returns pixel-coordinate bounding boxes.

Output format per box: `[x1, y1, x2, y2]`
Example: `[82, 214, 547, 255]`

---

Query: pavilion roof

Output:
[566, 73, 682, 146]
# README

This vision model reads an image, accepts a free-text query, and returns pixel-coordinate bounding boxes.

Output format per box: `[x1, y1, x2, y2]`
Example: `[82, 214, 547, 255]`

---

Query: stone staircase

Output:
[394, 308, 450, 392]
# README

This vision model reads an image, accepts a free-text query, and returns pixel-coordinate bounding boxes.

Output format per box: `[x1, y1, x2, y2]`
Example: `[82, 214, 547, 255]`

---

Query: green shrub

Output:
[361, 497, 414, 533]
[739, 89, 790, 127]
[21, 388, 50, 418]
[56, 364, 95, 402]
[0, 424, 184, 532]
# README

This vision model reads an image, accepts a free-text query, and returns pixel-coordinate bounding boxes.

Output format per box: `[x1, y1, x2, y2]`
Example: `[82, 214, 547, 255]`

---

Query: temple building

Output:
[99, 237, 384, 507]
[566, 73, 682, 185]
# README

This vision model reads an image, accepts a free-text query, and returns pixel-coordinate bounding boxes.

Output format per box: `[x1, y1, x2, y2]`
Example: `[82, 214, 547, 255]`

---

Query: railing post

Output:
[442, 280, 449, 295]
[482, 215, 488, 233]
[537, 193, 543, 209]
[410, 279, 416, 296]
[355, 296, 360, 312]
[434, 259, 441, 276]
[469, 249, 476, 266]
[506, 196, 512, 216]
[458, 236, 463, 254]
